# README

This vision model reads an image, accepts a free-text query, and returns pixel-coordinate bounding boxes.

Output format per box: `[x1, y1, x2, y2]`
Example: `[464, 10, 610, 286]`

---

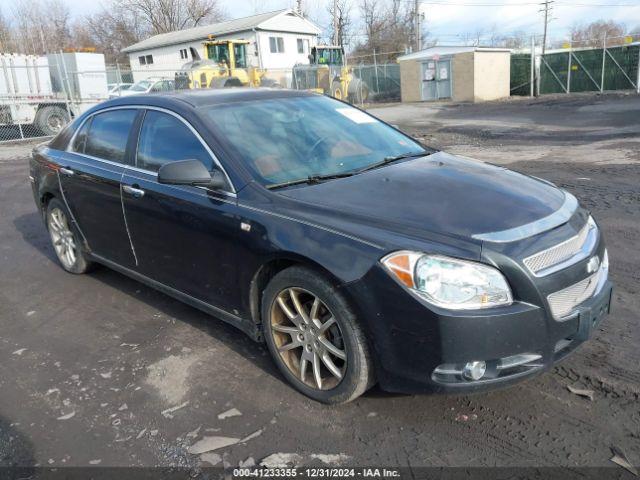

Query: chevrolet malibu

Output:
[30, 89, 612, 404]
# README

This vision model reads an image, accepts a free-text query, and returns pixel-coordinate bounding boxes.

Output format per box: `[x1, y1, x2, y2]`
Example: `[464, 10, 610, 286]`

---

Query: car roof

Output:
[99, 88, 317, 109]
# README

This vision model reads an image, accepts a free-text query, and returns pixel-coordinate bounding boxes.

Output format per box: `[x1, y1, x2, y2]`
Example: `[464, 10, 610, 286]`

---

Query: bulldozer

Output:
[292, 45, 369, 103]
[175, 37, 280, 90]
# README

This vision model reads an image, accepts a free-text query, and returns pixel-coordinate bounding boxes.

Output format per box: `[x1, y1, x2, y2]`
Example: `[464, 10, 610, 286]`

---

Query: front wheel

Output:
[262, 266, 374, 404]
[330, 81, 344, 100]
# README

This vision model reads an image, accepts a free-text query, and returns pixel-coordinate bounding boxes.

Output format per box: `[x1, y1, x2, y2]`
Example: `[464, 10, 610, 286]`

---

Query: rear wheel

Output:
[46, 198, 92, 274]
[36, 106, 70, 136]
[262, 266, 374, 404]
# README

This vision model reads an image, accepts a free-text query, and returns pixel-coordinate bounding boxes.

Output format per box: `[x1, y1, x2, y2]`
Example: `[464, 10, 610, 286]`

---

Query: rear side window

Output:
[84, 110, 137, 163]
[137, 110, 213, 172]
[71, 117, 92, 153]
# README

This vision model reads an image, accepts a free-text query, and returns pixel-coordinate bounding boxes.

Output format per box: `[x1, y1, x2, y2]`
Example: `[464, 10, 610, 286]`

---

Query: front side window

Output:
[138, 56, 146, 66]
[233, 43, 247, 68]
[269, 37, 284, 53]
[84, 110, 137, 163]
[207, 43, 230, 65]
[137, 110, 213, 173]
[204, 96, 425, 186]
[145, 55, 153, 65]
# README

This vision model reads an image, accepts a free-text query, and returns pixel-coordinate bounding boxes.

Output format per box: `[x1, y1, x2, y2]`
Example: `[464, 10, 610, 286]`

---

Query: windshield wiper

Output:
[265, 150, 433, 190]
[356, 151, 432, 174]
[266, 172, 355, 190]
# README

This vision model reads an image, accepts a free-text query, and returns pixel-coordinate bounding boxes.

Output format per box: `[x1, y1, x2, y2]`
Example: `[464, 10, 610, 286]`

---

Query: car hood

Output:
[278, 152, 567, 243]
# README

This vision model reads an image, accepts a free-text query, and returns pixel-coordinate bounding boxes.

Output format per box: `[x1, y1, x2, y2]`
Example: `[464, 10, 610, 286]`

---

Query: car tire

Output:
[46, 198, 92, 274]
[35, 106, 70, 136]
[262, 266, 374, 404]
[330, 81, 344, 100]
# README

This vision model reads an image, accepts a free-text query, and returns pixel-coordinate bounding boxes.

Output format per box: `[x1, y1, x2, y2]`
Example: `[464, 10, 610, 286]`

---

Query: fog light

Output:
[462, 361, 486, 381]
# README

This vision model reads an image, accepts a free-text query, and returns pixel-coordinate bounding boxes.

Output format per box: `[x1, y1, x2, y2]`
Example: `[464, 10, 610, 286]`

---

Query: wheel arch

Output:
[36, 103, 71, 114]
[248, 253, 345, 327]
[37, 178, 62, 222]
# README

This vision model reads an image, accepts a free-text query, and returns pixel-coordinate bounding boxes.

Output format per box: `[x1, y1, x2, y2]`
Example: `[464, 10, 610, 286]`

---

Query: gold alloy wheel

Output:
[270, 287, 347, 390]
[48, 207, 77, 269]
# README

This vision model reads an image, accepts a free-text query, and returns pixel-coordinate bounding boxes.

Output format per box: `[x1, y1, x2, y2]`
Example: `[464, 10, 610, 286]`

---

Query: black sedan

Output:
[30, 89, 612, 404]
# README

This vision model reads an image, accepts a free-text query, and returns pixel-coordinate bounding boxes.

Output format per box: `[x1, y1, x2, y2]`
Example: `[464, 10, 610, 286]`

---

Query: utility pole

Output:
[332, 0, 338, 45]
[414, 0, 422, 51]
[296, 0, 303, 16]
[539, 0, 553, 55]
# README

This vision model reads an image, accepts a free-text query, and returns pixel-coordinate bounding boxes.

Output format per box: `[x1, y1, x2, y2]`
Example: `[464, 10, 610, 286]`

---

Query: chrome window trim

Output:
[523, 216, 598, 277]
[472, 192, 579, 243]
[65, 104, 237, 196]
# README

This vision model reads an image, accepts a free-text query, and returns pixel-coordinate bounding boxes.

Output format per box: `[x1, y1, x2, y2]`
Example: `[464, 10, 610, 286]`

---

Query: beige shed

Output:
[398, 46, 511, 103]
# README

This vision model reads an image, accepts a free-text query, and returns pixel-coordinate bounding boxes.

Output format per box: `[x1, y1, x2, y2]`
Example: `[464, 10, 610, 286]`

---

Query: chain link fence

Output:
[510, 35, 640, 97]
[1, 59, 400, 144]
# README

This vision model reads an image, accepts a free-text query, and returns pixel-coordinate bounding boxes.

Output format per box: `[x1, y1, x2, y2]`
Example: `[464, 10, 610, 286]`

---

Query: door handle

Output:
[122, 185, 145, 198]
[59, 167, 74, 176]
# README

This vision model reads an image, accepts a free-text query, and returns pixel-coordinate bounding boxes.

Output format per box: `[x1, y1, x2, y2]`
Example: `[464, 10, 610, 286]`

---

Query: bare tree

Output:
[352, 0, 421, 62]
[0, 7, 16, 52]
[327, 0, 353, 47]
[9, 0, 73, 54]
[80, 5, 149, 63]
[115, 0, 225, 35]
[570, 20, 626, 47]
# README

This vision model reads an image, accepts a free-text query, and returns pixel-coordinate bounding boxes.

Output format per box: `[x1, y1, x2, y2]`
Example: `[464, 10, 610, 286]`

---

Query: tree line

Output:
[0, 0, 225, 63]
[0, 0, 637, 65]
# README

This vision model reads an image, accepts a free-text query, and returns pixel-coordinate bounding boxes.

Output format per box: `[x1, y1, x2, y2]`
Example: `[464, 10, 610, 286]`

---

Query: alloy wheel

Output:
[48, 207, 77, 269]
[270, 287, 347, 390]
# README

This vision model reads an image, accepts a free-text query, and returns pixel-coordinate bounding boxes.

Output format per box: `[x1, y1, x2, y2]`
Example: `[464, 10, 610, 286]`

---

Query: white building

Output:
[122, 9, 321, 82]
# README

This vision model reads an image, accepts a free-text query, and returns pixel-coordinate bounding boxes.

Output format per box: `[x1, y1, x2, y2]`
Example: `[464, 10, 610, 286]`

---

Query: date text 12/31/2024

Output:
[232, 467, 401, 478]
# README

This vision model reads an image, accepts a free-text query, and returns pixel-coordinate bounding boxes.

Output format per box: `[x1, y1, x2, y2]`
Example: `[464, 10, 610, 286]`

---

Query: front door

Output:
[121, 109, 240, 312]
[421, 59, 452, 101]
[55, 109, 138, 268]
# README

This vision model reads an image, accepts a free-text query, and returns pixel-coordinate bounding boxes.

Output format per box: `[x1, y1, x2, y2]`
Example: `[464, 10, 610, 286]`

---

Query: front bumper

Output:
[343, 264, 612, 394]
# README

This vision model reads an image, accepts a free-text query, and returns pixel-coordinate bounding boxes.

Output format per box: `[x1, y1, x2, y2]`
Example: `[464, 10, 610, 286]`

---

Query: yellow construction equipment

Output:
[292, 46, 369, 103]
[175, 37, 280, 90]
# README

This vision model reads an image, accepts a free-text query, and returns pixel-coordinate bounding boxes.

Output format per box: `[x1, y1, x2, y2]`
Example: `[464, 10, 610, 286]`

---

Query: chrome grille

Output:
[547, 251, 608, 320]
[524, 217, 597, 276]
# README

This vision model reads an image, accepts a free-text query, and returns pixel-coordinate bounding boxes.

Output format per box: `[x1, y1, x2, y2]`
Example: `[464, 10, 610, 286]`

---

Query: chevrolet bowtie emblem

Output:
[586, 255, 600, 274]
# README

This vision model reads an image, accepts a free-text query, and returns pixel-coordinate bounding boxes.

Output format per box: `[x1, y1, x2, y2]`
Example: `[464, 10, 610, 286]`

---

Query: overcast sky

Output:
[58, 0, 640, 45]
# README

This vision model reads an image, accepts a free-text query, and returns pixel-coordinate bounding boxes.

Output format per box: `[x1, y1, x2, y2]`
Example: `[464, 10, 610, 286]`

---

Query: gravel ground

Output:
[0, 93, 638, 475]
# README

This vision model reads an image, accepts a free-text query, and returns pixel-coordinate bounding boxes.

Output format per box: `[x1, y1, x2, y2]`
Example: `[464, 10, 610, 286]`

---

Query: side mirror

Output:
[158, 159, 227, 190]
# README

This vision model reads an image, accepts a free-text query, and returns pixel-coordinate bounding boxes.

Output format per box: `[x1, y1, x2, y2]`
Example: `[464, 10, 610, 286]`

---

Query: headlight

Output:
[381, 251, 513, 310]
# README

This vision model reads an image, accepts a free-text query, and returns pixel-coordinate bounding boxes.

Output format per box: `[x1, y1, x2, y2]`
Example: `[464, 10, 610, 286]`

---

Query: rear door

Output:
[121, 109, 241, 311]
[56, 109, 139, 267]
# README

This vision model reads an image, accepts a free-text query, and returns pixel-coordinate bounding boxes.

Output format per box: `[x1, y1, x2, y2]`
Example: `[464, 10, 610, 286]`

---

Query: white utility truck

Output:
[0, 52, 108, 136]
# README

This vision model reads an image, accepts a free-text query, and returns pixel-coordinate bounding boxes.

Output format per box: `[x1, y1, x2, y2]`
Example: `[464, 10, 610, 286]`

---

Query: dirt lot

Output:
[0, 93, 638, 475]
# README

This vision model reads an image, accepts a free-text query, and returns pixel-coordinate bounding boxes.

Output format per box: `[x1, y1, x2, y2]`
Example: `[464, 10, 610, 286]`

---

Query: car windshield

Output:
[204, 96, 427, 186]
[130, 80, 153, 92]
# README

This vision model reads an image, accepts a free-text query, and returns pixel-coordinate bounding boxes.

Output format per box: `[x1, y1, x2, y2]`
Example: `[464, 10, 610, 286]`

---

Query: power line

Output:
[397, 1, 638, 5]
